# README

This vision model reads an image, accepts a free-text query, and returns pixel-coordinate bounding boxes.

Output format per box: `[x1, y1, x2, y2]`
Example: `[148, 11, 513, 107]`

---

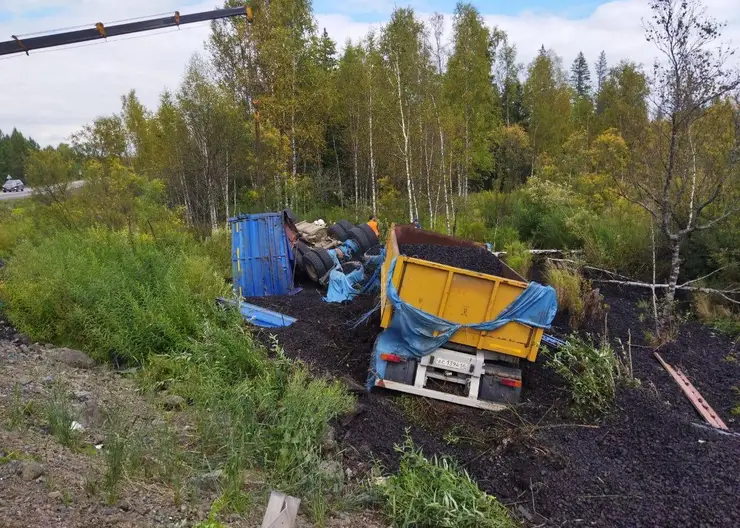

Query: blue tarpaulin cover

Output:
[324, 265, 366, 303]
[323, 247, 386, 303]
[369, 257, 558, 386]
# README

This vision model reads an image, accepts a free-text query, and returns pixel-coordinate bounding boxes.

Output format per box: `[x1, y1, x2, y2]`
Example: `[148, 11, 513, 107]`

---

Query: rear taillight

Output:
[500, 377, 522, 388]
[380, 353, 403, 363]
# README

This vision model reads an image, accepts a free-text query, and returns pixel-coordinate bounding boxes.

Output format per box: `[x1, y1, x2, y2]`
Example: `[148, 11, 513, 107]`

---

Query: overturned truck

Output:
[371, 225, 557, 410]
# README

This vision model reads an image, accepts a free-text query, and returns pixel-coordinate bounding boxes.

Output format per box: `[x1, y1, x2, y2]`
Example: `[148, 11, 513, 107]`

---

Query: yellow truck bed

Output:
[380, 225, 543, 362]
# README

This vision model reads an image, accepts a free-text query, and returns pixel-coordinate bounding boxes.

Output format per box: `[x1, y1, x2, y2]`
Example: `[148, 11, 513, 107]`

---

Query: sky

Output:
[0, 0, 738, 147]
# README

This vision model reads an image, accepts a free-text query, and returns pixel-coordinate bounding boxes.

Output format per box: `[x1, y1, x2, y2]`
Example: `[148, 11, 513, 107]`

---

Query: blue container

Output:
[229, 212, 293, 297]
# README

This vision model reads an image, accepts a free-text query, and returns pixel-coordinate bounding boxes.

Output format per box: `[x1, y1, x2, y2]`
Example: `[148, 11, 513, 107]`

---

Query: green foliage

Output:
[545, 264, 590, 328]
[378, 436, 515, 528]
[503, 239, 532, 278]
[1, 229, 227, 364]
[44, 383, 80, 448]
[547, 336, 620, 418]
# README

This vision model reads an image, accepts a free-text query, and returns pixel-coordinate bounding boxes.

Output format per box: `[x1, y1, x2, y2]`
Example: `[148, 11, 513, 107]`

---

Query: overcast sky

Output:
[1, 0, 738, 146]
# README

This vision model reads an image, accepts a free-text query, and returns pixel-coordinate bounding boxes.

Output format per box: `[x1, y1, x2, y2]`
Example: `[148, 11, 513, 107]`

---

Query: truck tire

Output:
[347, 227, 371, 253]
[294, 250, 304, 272]
[328, 223, 349, 242]
[337, 219, 355, 233]
[384, 359, 417, 385]
[283, 208, 298, 223]
[357, 223, 379, 247]
[295, 240, 310, 256]
[303, 250, 328, 282]
[313, 247, 335, 272]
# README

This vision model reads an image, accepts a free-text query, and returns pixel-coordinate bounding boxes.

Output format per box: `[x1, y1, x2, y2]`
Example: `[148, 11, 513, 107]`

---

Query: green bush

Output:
[545, 264, 589, 327]
[1, 229, 227, 364]
[503, 240, 533, 278]
[378, 437, 515, 528]
[547, 336, 619, 418]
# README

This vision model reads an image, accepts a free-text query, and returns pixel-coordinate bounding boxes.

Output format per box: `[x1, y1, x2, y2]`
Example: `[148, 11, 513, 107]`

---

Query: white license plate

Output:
[433, 357, 468, 371]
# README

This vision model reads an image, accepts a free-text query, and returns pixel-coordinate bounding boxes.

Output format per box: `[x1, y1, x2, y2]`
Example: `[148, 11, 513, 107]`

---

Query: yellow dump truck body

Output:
[380, 225, 543, 362]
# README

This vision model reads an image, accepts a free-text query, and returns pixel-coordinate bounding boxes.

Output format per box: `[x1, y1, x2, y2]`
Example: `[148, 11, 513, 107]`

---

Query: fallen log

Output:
[591, 279, 740, 304]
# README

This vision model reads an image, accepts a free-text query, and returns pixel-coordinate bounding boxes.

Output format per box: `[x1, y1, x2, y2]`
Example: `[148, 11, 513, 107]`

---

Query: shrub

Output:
[1, 229, 228, 364]
[547, 336, 620, 418]
[503, 240, 533, 278]
[377, 437, 515, 528]
[545, 264, 590, 327]
[694, 293, 740, 338]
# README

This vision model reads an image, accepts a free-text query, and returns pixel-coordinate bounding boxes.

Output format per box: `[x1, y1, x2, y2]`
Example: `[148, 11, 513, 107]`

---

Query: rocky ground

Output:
[0, 314, 383, 528]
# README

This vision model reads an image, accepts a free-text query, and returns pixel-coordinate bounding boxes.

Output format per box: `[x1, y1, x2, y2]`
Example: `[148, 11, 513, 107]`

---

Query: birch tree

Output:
[445, 3, 497, 197]
[615, 0, 740, 329]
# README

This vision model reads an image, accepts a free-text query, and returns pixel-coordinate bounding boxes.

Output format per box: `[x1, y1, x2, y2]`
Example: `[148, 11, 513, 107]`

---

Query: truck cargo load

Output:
[372, 225, 557, 409]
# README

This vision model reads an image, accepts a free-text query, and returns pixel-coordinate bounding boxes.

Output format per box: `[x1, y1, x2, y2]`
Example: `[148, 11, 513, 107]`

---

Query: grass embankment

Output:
[0, 228, 354, 521]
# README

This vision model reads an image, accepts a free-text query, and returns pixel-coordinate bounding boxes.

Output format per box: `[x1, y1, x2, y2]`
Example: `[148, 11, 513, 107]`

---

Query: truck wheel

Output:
[337, 219, 355, 233]
[328, 223, 349, 242]
[294, 250, 304, 272]
[283, 208, 298, 223]
[384, 359, 417, 385]
[312, 247, 335, 272]
[303, 251, 328, 282]
[295, 240, 310, 256]
[357, 223, 379, 247]
[348, 227, 371, 253]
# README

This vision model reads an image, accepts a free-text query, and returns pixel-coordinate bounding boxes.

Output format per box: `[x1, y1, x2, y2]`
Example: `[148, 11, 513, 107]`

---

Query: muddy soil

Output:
[249, 282, 740, 526]
[399, 243, 504, 276]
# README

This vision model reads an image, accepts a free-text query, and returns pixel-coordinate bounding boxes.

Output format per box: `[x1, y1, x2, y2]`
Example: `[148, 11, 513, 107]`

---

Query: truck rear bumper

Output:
[375, 379, 508, 412]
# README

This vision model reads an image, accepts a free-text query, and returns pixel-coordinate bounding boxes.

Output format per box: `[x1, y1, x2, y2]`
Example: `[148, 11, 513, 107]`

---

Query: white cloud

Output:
[1, 0, 739, 146]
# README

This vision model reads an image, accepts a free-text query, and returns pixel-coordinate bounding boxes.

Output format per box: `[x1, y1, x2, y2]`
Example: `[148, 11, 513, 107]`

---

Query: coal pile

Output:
[400, 243, 503, 276]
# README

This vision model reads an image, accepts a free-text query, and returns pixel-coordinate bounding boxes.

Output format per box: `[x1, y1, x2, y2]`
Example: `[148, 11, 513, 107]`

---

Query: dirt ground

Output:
[248, 283, 740, 526]
[0, 314, 382, 528]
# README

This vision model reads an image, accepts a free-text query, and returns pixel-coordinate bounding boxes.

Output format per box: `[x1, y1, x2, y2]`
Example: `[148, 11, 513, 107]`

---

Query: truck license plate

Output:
[434, 357, 468, 371]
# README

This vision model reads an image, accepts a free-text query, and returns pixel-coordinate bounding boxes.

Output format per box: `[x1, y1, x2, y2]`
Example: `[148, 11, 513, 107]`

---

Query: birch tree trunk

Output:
[394, 60, 414, 222]
[368, 94, 377, 215]
[333, 135, 344, 208]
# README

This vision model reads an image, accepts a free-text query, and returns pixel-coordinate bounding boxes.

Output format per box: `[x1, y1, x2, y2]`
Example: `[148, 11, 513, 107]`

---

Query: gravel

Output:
[399, 243, 504, 276]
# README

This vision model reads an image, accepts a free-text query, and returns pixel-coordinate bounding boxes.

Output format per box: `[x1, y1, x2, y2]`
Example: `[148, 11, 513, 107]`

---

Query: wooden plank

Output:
[654, 352, 728, 431]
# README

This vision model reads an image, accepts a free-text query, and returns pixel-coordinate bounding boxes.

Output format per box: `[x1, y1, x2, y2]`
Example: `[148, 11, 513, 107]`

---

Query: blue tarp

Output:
[217, 298, 296, 328]
[323, 247, 385, 303]
[369, 257, 558, 386]
[324, 265, 366, 303]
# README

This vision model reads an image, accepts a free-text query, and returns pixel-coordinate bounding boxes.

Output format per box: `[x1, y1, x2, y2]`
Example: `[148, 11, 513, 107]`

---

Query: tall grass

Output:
[1, 229, 227, 365]
[0, 227, 355, 519]
[377, 437, 515, 528]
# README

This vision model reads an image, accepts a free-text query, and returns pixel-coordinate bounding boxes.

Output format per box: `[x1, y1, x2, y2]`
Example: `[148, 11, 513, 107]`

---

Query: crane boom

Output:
[0, 6, 251, 57]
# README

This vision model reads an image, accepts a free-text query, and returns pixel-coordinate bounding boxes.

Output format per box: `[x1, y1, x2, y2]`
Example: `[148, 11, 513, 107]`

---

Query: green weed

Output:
[377, 436, 515, 528]
[546, 336, 624, 419]
[545, 264, 590, 328]
[503, 239, 533, 278]
[43, 384, 79, 448]
[103, 432, 126, 504]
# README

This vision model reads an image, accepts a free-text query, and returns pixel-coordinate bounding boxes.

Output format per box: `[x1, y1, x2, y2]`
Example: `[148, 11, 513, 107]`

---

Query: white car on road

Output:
[2, 179, 24, 192]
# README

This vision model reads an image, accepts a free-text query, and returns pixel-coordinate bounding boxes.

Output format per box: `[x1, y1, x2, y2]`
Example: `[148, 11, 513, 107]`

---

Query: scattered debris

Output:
[261, 491, 300, 528]
[221, 298, 297, 328]
[655, 352, 728, 430]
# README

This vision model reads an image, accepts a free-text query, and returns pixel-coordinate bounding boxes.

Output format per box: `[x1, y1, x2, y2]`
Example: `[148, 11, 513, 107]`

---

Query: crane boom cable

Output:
[0, 22, 212, 62]
[0, 5, 250, 57]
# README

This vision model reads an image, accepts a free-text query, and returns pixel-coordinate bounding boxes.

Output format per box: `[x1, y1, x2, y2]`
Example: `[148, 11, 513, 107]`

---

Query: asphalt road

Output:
[0, 180, 85, 202]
